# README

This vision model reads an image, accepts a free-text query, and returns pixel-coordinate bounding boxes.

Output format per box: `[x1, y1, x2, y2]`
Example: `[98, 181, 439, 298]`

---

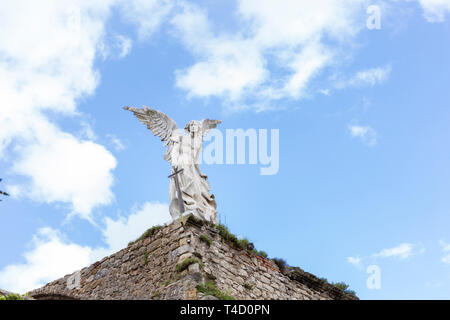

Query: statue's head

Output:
[184, 120, 201, 134]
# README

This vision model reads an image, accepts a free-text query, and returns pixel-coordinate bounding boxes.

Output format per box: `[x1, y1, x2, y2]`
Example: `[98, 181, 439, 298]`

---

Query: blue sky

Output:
[1, 0, 450, 299]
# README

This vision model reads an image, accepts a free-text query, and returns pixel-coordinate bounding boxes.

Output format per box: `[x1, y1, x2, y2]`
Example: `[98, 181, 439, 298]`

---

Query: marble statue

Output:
[124, 106, 221, 224]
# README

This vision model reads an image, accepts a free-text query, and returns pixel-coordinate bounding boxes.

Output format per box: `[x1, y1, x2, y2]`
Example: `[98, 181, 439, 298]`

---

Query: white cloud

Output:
[440, 240, 450, 251]
[339, 65, 392, 88]
[0, 227, 93, 294]
[0, 202, 171, 294]
[0, 1, 174, 220]
[349, 125, 378, 146]
[4, 185, 22, 199]
[347, 243, 424, 269]
[102, 202, 171, 253]
[116, 35, 133, 58]
[98, 34, 133, 60]
[347, 256, 363, 268]
[0, 0, 120, 220]
[172, 2, 267, 102]
[372, 243, 423, 259]
[275, 40, 332, 99]
[354, 65, 392, 86]
[107, 134, 126, 151]
[399, 0, 450, 22]
[439, 240, 450, 265]
[442, 255, 450, 265]
[171, 0, 371, 111]
[319, 89, 331, 96]
[0, 0, 186, 221]
[118, 0, 174, 40]
[417, 0, 450, 22]
[12, 123, 117, 222]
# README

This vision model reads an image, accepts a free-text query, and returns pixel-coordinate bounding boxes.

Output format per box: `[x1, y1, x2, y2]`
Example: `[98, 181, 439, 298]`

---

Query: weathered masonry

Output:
[28, 217, 358, 300]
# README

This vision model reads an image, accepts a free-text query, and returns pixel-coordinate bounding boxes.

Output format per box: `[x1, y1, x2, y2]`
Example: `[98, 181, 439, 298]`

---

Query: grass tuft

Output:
[332, 281, 357, 296]
[128, 225, 162, 246]
[272, 258, 287, 273]
[143, 251, 149, 265]
[186, 215, 204, 227]
[176, 257, 203, 273]
[196, 280, 235, 300]
[257, 250, 268, 258]
[318, 278, 357, 296]
[199, 234, 212, 246]
[243, 283, 253, 290]
[236, 238, 250, 250]
[215, 224, 238, 244]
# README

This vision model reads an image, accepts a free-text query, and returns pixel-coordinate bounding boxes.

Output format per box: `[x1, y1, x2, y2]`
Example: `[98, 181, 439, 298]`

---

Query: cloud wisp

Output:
[417, 0, 450, 22]
[439, 240, 450, 265]
[347, 242, 425, 269]
[336, 65, 392, 89]
[372, 243, 424, 260]
[347, 256, 364, 269]
[348, 125, 378, 147]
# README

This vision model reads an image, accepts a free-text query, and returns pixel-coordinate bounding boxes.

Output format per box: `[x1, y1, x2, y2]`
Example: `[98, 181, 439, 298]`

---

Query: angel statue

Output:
[124, 106, 221, 224]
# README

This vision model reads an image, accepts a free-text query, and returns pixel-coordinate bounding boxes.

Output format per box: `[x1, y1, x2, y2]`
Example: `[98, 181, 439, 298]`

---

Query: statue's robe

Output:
[167, 129, 217, 224]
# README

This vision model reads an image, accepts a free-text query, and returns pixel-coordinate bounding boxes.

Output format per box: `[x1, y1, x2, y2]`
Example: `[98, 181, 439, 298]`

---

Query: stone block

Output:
[188, 263, 200, 273]
[148, 238, 162, 253]
[178, 252, 193, 263]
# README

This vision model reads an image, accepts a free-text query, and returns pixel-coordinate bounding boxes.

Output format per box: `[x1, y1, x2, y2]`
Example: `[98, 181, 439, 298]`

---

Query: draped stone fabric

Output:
[168, 121, 218, 223]
[124, 106, 220, 224]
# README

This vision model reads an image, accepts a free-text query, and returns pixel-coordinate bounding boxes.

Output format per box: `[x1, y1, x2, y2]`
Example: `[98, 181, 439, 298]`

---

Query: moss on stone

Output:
[199, 234, 212, 246]
[185, 214, 205, 227]
[214, 224, 270, 260]
[257, 250, 268, 258]
[176, 257, 203, 273]
[143, 251, 149, 265]
[215, 224, 238, 244]
[128, 225, 163, 246]
[196, 280, 235, 300]
[243, 283, 253, 290]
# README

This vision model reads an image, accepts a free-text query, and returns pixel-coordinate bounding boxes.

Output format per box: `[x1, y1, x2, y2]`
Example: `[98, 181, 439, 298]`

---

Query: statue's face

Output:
[189, 122, 199, 133]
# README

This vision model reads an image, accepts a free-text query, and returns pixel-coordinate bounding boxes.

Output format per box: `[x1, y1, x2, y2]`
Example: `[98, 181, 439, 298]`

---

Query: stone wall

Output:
[28, 218, 357, 300]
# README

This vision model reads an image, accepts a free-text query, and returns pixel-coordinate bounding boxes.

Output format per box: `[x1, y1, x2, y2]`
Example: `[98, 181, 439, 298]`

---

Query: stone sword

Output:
[168, 167, 185, 214]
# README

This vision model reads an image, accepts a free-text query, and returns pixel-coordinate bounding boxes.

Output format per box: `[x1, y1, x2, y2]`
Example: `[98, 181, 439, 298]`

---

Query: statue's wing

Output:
[124, 106, 178, 144]
[124, 106, 179, 163]
[201, 119, 222, 137]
